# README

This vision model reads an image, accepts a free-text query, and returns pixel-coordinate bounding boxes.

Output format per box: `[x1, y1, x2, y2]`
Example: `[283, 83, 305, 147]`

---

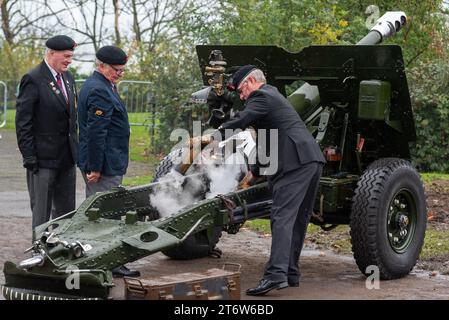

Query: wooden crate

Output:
[124, 263, 241, 300]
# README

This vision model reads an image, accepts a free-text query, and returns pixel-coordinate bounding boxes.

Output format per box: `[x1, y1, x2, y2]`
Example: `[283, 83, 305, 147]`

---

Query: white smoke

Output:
[205, 153, 243, 199]
[149, 170, 202, 217]
[149, 153, 244, 217]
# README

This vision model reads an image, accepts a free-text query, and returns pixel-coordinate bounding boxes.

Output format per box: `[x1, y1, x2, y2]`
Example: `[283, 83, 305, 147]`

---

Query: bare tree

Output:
[0, 0, 14, 45]
[112, 0, 121, 46]
[1, 0, 65, 46]
[129, 0, 141, 43]
[44, 0, 110, 54]
[122, 0, 203, 52]
[0, 0, 66, 80]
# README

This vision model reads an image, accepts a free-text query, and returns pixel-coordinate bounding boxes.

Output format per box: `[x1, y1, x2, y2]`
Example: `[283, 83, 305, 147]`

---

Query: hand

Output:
[238, 171, 253, 189]
[23, 156, 39, 174]
[187, 133, 214, 149]
[87, 171, 101, 183]
[200, 133, 213, 145]
[249, 164, 261, 177]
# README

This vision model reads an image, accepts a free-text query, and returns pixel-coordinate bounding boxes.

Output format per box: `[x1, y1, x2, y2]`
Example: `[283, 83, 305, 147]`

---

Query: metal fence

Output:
[117, 80, 158, 149]
[0, 81, 7, 129]
[75, 79, 155, 118]
[1, 79, 165, 152]
[2, 79, 155, 126]
[0, 79, 20, 133]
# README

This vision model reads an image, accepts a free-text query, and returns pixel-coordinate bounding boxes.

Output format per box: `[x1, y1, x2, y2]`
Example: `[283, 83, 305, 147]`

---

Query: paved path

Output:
[0, 130, 86, 218]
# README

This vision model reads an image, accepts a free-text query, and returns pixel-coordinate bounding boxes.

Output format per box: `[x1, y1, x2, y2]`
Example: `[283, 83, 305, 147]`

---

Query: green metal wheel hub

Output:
[387, 189, 417, 253]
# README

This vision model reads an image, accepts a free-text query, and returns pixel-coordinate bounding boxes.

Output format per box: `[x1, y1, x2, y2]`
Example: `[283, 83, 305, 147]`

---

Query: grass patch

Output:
[421, 228, 449, 260]
[129, 124, 153, 163]
[421, 172, 449, 183]
[128, 113, 164, 163]
[306, 224, 352, 254]
[122, 113, 164, 165]
[0, 109, 16, 130]
[244, 220, 353, 253]
[243, 219, 271, 234]
[244, 219, 449, 260]
[123, 174, 153, 187]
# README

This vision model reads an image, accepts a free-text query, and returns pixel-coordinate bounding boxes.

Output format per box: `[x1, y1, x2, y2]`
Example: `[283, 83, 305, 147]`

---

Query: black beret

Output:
[45, 35, 77, 51]
[96, 46, 128, 65]
[228, 65, 257, 91]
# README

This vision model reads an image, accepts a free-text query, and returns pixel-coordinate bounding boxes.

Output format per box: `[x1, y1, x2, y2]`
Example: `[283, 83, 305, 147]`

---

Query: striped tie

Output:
[56, 73, 68, 103]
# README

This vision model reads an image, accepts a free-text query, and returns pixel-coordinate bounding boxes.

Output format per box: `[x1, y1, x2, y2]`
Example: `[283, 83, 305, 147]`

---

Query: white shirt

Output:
[44, 59, 68, 99]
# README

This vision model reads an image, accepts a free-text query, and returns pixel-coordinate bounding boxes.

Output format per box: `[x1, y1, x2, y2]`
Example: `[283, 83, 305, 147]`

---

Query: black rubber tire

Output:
[153, 148, 184, 182]
[350, 158, 427, 280]
[152, 149, 222, 260]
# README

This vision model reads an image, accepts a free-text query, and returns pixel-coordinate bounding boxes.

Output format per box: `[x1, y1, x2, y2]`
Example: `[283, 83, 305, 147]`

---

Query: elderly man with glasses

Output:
[218, 65, 326, 296]
[77, 45, 139, 278]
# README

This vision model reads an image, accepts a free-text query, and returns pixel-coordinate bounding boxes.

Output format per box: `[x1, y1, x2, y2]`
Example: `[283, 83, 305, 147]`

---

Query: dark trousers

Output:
[26, 166, 76, 230]
[263, 162, 322, 282]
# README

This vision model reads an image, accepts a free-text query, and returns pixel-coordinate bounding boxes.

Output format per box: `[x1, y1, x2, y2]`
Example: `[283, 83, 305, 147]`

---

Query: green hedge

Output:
[408, 61, 449, 172]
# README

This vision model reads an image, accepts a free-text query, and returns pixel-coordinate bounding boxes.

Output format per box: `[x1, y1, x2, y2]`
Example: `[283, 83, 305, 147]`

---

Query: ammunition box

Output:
[124, 264, 241, 300]
[315, 175, 358, 214]
[358, 80, 391, 120]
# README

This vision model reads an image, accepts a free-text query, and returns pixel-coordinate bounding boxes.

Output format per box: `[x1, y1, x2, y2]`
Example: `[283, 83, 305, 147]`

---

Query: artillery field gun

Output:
[2, 11, 427, 300]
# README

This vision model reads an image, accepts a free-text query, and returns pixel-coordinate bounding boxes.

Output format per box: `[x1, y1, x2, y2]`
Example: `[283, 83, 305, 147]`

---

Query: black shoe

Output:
[112, 265, 140, 278]
[288, 280, 299, 287]
[246, 279, 288, 296]
[288, 273, 300, 287]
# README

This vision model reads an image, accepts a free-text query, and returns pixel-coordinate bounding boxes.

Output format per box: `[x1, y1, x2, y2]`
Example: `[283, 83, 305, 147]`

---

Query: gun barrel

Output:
[357, 11, 407, 45]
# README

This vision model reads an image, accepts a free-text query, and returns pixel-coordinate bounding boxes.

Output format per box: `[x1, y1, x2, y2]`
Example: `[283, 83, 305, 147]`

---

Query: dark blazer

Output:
[15, 61, 78, 169]
[77, 71, 130, 176]
[221, 84, 325, 184]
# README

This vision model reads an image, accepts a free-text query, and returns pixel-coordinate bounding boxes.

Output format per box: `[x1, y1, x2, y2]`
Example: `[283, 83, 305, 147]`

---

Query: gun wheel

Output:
[350, 158, 427, 279]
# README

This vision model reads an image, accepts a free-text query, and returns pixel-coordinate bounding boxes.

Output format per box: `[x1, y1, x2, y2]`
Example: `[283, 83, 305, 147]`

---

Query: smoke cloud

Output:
[205, 154, 243, 198]
[149, 156, 244, 217]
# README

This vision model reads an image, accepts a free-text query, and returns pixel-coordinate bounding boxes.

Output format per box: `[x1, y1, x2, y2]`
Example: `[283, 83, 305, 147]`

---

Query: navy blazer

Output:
[221, 84, 325, 185]
[77, 71, 130, 176]
[15, 61, 78, 169]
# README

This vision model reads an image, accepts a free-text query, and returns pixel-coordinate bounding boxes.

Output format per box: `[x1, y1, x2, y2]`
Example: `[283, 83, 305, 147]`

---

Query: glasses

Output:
[237, 80, 248, 94]
[106, 63, 126, 75]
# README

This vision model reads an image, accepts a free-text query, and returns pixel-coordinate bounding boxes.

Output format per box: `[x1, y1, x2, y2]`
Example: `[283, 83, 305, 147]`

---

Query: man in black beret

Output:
[95, 45, 128, 65]
[227, 64, 257, 92]
[77, 45, 139, 278]
[15, 35, 78, 238]
[78, 45, 129, 200]
[219, 65, 325, 296]
[45, 35, 77, 52]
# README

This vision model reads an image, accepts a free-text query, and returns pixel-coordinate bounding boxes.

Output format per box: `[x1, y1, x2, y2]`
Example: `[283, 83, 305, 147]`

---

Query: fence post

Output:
[0, 81, 8, 132]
